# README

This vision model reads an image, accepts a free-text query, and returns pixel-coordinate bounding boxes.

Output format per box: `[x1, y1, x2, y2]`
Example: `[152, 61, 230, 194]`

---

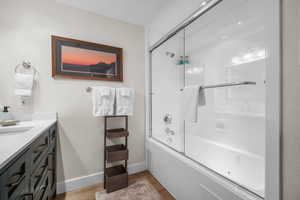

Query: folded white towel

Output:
[92, 87, 115, 117]
[100, 87, 111, 96]
[182, 85, 201, 123]
[120, 89, 131, 96]
[116, 88, 135, 116]
[14, 73, 34, 97]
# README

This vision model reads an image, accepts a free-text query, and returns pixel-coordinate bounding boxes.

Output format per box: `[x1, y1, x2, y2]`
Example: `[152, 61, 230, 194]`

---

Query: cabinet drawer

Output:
[31, 131, 49, 171]
[31, 155, 48, 195]
[1, 150, 30, 200]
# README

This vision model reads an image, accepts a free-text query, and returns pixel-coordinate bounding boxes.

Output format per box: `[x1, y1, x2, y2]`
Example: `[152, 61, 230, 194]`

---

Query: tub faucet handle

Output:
[163, 114, 172, 124]
[165, 127, 175, 135]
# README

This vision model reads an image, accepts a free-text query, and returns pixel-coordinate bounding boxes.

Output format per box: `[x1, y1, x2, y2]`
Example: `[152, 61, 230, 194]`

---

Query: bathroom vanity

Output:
[0, 118, 57, 200]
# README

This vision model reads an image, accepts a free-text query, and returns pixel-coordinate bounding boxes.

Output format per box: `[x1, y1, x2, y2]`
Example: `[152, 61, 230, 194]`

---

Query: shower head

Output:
[166, 51, 175, 58]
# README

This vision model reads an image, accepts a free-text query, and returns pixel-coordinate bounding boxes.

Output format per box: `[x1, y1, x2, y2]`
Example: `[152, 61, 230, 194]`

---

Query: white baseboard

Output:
[56, 162, 147, 194]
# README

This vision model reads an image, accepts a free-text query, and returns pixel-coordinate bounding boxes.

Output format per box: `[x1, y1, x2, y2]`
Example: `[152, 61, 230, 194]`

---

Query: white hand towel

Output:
[92, 87, 115, 117]
[120, 89, 131, 96]
[198, 87, 206, 106]
[116, 88, 135, 116]
[182, 85, 201, 123]
[100, 87, 111, 96]
[14, 73, 34, 97]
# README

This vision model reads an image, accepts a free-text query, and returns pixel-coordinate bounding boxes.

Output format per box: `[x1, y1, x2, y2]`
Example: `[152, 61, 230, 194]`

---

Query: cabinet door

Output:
[48, 124, 57, 199]
[9, 179, 31, 200]
[48, 144, 56, 199]
[0, 150, 30, 200]
[34, 175, 49, 200]
[31, 155, 48, 198]
[31, 131, 49, 173]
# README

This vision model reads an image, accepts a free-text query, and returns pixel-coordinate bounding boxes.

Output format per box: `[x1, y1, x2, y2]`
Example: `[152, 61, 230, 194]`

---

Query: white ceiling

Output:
[56, 0, 172, 26]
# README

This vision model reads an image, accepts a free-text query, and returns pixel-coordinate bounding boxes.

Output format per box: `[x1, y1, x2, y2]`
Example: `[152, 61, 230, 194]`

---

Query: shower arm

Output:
[180, 81, 256, 91]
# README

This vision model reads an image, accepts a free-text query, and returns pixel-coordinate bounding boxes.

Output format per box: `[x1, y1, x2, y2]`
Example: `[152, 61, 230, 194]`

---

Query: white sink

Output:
[0, 125, 33, 134]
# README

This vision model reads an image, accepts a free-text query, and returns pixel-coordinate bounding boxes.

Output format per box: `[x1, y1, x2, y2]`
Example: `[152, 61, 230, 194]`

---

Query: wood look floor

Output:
[55, 171, 175, 200]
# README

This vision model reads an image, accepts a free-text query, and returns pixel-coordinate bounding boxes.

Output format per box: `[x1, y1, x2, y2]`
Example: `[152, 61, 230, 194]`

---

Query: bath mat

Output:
[95, 179, 162, 200]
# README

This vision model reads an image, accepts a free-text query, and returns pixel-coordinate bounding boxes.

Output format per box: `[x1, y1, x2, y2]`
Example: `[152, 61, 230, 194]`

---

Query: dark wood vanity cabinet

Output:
[0, 123, 57, 200]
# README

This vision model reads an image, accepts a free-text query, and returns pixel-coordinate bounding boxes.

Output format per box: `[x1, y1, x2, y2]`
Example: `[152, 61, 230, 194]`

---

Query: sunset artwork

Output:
[52, 36, 123, 81]
[61, 46, 117, 75]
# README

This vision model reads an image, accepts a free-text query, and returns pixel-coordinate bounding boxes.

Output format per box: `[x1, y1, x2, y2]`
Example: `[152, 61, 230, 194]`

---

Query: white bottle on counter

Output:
[0, 106, 13, 122]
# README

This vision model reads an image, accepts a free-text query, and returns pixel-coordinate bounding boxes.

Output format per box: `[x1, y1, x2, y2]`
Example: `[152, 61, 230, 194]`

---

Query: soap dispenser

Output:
[0, 106, 13, 122]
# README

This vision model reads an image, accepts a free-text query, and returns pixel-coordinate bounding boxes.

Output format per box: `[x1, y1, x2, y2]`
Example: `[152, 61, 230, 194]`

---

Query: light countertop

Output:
[0, 114, 57, 170]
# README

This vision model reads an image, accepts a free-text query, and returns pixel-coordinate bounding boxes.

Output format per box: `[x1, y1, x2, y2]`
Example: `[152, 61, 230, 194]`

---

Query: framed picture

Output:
[52, 36, 123, 82]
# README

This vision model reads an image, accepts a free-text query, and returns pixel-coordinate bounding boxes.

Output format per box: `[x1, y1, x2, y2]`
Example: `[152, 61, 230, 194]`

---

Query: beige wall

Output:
[282, 0, 300, 199]
[0, 0, 145, 183]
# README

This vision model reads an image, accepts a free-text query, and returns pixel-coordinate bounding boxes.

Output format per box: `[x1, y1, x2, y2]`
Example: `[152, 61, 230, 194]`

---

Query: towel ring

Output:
[14, 60, 38, 76]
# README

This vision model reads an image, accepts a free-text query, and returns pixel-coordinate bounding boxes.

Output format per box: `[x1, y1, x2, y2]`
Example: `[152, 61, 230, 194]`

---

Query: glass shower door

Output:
[184, 0, 267, 197]
[151, 30, 185, 152]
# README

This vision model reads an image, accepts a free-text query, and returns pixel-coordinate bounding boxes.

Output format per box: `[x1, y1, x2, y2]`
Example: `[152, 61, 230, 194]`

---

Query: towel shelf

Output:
[106, 144, 128, 162]
[105, 165, 128, 193]
[106, 128, 129, 138]
[180, 81, 256, 91]
[104, 115, 129, 193]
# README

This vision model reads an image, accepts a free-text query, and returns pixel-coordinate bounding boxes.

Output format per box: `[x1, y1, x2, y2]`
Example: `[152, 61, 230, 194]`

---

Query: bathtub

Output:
[146, 137, 264, 200]
[185, 136, 265, 197]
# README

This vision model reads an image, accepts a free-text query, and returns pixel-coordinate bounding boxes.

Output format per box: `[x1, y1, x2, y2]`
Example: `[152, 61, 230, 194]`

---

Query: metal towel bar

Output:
[200, 81, 256, 90]
[180, 81, 256, 91]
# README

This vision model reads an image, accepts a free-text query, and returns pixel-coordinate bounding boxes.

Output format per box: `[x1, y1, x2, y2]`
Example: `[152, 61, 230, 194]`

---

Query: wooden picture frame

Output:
[52, 36, 123, 82]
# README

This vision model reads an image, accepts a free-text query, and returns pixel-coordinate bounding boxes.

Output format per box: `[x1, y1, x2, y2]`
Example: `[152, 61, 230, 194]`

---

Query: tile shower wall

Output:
[149, 0, 268, 197]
